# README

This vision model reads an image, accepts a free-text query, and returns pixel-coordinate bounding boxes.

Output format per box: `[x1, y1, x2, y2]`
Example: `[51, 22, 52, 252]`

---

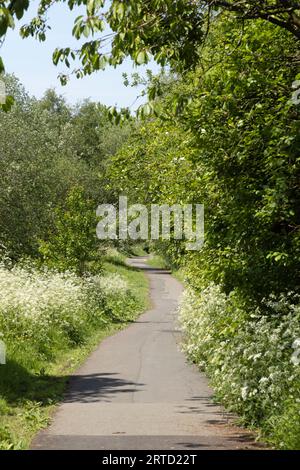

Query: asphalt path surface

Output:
[32, 257, 260, 450]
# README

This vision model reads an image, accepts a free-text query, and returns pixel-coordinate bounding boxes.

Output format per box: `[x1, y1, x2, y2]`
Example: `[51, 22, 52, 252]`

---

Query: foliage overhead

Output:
[0, 1, 299, 99]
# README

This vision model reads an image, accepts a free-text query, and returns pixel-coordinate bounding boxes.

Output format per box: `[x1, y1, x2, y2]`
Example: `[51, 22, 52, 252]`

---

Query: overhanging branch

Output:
[205, 0, 300, 38]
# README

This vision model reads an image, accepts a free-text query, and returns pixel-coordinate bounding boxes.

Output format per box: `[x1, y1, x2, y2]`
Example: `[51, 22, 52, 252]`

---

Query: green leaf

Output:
[136, 50, 147, 65]
[87, 0, 95, 16]
[0, 95, 14, 112]
[83, 25, 90, 38]
[0, 56, 5, 73]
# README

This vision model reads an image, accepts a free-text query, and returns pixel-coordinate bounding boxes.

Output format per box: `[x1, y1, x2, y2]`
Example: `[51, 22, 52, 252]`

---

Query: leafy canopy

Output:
[0, 1, 299, 87]
[107, 17, 300, 300]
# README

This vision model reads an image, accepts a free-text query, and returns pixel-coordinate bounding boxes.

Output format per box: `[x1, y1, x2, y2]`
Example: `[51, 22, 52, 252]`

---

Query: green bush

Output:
[179, 285, 300, 448]
[0, 262, 139, 364]
[39, 187, 101, 276]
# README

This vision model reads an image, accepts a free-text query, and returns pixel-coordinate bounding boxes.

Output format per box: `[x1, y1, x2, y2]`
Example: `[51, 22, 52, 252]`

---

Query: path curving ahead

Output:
[32, 257, 260, 450]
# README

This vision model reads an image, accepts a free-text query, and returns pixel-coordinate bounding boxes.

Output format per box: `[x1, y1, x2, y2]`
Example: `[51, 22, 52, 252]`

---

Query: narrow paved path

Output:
[32, 257, 260, 450]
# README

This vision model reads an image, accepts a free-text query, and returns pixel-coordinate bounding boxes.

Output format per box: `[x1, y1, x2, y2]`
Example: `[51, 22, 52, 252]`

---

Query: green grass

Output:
[146, 254, 169, 269]
[0, 255, 149, 450]
[127, 244, 148, 257]
[146, 253, 186, 284]
[103, 250, 150, 314]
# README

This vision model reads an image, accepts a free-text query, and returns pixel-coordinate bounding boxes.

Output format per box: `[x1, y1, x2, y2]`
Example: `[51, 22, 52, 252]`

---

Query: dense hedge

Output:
[179, 286, 300, 448]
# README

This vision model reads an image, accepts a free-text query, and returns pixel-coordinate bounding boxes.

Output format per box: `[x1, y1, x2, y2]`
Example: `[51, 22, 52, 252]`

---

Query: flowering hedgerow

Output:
[0, 264, 136, 359]
[178, 285, 300, 449]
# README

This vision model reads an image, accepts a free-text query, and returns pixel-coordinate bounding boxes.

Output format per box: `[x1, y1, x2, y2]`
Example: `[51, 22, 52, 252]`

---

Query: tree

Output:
[0, 78, 120, 259]
[106, 17, 300, 300]
[39, 186, 100, 275]
[0, 77, 79, 258]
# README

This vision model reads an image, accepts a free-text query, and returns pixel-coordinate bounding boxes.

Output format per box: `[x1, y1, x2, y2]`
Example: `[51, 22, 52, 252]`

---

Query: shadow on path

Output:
[64, 373, 144, 403]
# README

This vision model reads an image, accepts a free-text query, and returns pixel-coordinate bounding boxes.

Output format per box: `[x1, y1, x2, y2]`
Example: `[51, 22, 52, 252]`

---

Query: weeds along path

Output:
[32, 257, 261, 450]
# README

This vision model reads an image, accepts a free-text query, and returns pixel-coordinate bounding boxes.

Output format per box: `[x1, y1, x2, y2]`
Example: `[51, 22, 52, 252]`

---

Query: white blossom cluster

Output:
[178, 284, 300, 444]
[0, 264, 130, 345]
[92, 273, 129, 296]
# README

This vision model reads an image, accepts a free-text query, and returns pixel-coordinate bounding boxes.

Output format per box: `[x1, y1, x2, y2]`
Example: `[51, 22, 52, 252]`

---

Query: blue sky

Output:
[1, 1, 159, 108]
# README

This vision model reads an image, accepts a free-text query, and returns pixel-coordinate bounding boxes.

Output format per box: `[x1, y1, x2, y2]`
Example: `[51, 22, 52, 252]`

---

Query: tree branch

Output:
[205, 0, 300, 39]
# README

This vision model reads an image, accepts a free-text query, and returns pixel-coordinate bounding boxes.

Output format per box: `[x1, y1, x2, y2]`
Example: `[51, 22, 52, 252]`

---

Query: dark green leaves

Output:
[0, 7, 15, 36]
[135, 50, 149, 65]
[0, 56, 4, 74]
[0, 94, 14, 112]
[1, 0, 300, 95]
